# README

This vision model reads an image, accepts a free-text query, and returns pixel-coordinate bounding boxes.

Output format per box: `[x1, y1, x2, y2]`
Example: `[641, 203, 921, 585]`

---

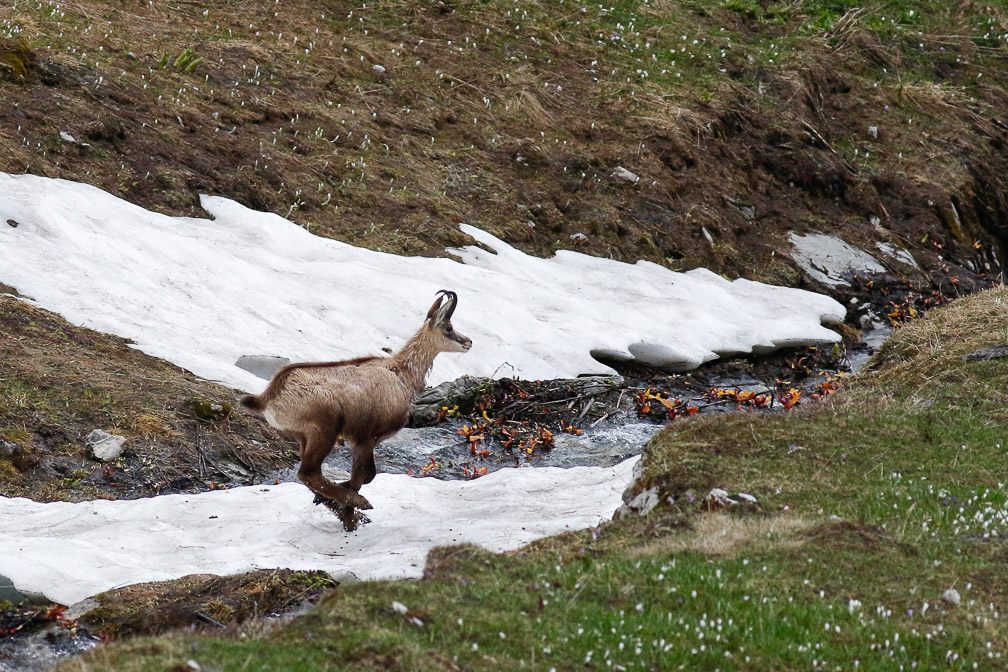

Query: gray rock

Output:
[0, 440, 19, 459]
[409, 375, 490, 427]
[64, 597, 100, 620]
[86, 429, 126, 461]
[615, 458, 659, 517]
[616, 487, 659, 518]
[0, 573, 29, 605]
[235, 355, 291, 380]
[610, 166, 640, 185]
[788, 232, 886, 287]
[963, 345, 1008, 362]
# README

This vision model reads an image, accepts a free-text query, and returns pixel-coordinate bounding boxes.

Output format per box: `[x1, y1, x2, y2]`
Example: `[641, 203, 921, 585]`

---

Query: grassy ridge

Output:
[60, 289, 1008, 669]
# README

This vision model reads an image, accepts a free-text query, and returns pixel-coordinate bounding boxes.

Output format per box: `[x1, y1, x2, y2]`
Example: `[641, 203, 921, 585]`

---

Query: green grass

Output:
[61, 287, 1008, 670]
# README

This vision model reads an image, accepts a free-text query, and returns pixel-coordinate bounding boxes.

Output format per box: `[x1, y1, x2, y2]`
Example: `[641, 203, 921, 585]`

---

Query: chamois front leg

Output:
[342, 439, 378, 492]
[297, 427, 372, 532]
[326, 439, 378, 531]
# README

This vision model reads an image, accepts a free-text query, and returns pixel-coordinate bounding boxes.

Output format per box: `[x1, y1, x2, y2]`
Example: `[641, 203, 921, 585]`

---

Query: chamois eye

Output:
[445, 325, 453, 333]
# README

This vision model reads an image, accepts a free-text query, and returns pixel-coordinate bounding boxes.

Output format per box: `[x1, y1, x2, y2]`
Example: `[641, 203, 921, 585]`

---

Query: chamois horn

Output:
[436, 289, 458, 319]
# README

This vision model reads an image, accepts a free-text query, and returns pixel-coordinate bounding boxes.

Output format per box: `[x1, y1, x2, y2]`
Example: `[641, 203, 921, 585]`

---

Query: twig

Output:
[195, 612, 227, 629]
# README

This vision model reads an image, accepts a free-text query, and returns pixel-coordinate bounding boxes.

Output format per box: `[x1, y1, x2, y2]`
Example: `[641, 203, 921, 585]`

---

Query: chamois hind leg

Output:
[297, 425, 372, 512]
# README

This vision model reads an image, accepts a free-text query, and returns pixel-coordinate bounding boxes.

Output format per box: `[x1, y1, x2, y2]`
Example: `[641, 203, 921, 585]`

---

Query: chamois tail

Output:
[240, 394, 266, 412]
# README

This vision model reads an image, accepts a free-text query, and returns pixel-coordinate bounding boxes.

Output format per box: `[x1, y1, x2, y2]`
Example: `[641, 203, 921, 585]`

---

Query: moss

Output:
[190, 397, 233, 422]
[0, 38, 34, 82]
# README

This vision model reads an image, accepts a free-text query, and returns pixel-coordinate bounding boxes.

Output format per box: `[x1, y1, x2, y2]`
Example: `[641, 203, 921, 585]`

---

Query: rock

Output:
[942, 588, 961, 607]
[788, 232, 886, 287]
[868, 125, 878, 139]
[235, 354, 290, 380]
[875, 241, 919, 269]
[610, 166, 639, 185]
[615, 459, 659, 517]
[372, 63, 387, 82]
[616, 487, 659, 517]
[0, 440, 19, 459]
[64, 597, 100, 620]
[322, 465, 350, 482]
[216, 460, 252, 483]
[962, 345, 1008, 362]
[86, 429, 126, 461]
[409, 375, 490, 427]
[0, 572, 30, 605]
[704, 488, 737, 510]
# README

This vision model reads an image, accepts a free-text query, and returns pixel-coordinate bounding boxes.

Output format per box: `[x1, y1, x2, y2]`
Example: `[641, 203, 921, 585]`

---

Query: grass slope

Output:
[57, 287, 1008, 670]
[1, 1, 1006, 288]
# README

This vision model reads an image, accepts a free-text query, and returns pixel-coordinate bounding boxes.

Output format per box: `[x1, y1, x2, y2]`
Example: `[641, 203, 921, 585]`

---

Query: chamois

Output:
[240, 290, 471, 530]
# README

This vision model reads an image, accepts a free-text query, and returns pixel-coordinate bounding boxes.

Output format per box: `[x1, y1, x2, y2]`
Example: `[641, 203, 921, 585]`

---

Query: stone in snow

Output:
[86, 429, 126, 461]
[235, 354, 290, 380]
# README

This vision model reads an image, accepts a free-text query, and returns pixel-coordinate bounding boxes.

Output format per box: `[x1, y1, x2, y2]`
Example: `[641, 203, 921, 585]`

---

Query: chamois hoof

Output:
[348, 492, 373, 510]
[339, 505, 372, 532]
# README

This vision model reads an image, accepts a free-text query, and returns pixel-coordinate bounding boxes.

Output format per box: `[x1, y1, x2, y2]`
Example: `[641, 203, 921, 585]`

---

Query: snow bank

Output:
[0, 173, 845, 391]
[0, 457, 638, 605]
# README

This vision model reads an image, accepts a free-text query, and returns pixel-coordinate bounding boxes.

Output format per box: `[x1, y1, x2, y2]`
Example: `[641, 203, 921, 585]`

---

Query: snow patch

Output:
[0, 457, 638, 605]
[0, 173, 844, 390]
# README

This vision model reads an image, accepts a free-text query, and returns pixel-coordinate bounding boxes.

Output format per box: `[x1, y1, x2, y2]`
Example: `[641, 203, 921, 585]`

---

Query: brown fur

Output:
[240, 356, 379, 412]
[242, 291, 471, 531]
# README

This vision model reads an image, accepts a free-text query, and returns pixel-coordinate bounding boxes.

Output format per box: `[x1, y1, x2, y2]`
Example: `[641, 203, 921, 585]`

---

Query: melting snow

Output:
[0, 458, 637, 605]
[0, 173, 844, 391]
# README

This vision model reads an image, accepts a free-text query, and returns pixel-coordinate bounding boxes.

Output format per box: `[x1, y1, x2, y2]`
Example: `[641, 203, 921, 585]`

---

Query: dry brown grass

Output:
[629, 512, 814, 559]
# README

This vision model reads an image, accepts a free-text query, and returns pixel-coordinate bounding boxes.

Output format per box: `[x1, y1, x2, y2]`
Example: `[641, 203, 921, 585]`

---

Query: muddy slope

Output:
[0, 1, 1005, 301]
[0, 293, 295, 503]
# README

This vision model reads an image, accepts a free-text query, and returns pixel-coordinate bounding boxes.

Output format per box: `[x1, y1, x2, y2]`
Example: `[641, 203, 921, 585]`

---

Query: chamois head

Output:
[425, 290, 472, 353]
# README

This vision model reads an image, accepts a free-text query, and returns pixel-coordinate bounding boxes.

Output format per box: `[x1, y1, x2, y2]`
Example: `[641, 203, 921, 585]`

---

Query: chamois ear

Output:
[426, 294, 445, 322]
